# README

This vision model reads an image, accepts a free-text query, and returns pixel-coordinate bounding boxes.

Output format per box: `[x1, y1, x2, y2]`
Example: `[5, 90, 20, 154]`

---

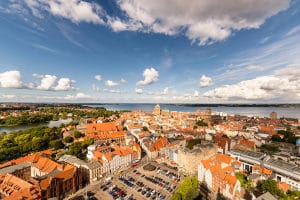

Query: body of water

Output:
[0, 118, 72, 133]
[86, 103, 300, 119]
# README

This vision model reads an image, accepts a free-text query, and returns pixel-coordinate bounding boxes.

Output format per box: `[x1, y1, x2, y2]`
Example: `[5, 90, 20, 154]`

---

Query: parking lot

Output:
[71, 161, 183, 200]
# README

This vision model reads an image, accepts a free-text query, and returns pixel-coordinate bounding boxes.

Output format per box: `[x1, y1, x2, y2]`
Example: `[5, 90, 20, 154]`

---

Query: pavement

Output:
[66, 158, 183, 200]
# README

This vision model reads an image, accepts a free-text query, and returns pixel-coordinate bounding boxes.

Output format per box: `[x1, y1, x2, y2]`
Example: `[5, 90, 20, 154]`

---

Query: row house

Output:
[0, 151, 82, 200]
[86, 121, 125, 144]
[87, 145, 133, 174]
[59, 154, 102, 184]
[198, 154, 242, 200]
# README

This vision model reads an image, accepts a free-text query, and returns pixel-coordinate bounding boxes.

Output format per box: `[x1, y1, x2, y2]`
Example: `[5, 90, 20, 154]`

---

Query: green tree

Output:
[174, 177, 199, 200]
[260, 144, 279, 153]
[235, 172, 251, 190]
[257, 179, 285, 198]
[142, 126, 149, 131]
[186, 139, 201, 150]
[171, 193, 182, 200]
[271, 135, 282, 142]
[74, 131, 84, 138]
[67, 142, 82, 157]
[49, 139, 64, 150]
[196, 120, 208, 127]
[64, 136, 74, 143]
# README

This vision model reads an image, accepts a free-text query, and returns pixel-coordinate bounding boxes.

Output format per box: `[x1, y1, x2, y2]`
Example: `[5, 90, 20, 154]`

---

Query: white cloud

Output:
[64, 92, 92, 100]
[105, 80, 119, 87]
[161, 87, 169, 95]
[107, 16, 142, 32]
[120, 78, 127, 84]
[0, 70, 23, 88]
[135, 88, 143, 94]
[54, 78, 75, 91]
[92, 84, 125, 94]
[286, 25, 300, 36]
[199, 75, 213, 87]
[204, 66, 300, 100]
[33, 74, 57, 90]
[8, 0, 290, 45]
[259, 36, 271, 44]
[0, 94, 16, 99]
[33, 74, 75, 91]
[31, 44, 58, 53]
[23, 0, 104, 24]
[246, 65, 265, 71]
[136, 67, 159, 86]
[111, 0, 290, 45]
[194, 91, 199, 97]
[94, 74, 102, 81]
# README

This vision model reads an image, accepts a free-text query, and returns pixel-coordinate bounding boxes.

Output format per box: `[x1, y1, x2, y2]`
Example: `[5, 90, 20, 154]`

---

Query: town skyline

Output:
[0, 0, 299, 103]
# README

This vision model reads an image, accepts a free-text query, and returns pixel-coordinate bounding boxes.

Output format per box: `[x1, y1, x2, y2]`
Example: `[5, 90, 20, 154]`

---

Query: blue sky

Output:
[0, 0, 299, 103]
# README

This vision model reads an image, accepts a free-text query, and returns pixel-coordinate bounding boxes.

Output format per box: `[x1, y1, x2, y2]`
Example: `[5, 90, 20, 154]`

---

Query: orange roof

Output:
[86, 121, 119, 134]
[224, 174, 237, 186]
[239, 139, 255, 148]
[278, 182, 290, 193]
[55, 164, 76, 180]
[0, 174, 41, 200]
[216, 154, 234, 164]
[150, 137, 168, 152]
[33, 157, 63, 173]
[40, 177, 52, 190]
[88, 131, 125, 140]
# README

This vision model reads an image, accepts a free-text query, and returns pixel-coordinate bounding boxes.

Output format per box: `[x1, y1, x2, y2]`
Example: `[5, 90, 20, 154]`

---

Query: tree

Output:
[271, 135, 282, 142]
[74, 131, 84, 138]
[260, 144, 279, 153]
[64, 136, 74, 143]
[50, 139, 64, 150]
[257, 179, 285, 198]
[175, 177, 199, 200]
[185, 188, 199, 200]
[142, 126, 149, 131]
[186, 139, 201, 150]
[196, 120, 208, 127]
[235, 172, 251, 190]
[67, 142, 82, 157]
[171, 193, 182, 200]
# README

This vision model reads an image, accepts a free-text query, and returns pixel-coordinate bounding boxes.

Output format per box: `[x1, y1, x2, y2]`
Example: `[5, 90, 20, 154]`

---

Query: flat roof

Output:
[230, 149, 265, 160]
[0, 162, 31, 174]
[265, 158, 300, 174]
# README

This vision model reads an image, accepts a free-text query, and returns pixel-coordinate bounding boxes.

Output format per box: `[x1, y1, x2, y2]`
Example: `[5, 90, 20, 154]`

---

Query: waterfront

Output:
[86, 103, 300, 119]
[0, 118, 72, 133]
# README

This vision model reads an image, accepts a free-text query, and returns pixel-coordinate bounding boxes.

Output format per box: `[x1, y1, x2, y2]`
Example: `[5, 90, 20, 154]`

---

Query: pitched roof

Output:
[216, 154, 234, 164]
[86, 121, 119, 134]
[33, 157, 62, 173]
[0, 174, 41, 200]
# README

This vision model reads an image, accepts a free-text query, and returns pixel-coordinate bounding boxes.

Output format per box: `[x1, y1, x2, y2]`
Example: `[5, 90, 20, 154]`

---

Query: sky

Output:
[0, 0, 299, 103]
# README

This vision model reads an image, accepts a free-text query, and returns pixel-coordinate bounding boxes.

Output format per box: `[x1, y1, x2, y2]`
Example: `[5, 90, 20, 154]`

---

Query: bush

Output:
[49, 139, 64, 150]
[196, 120, 208, 127]
[64, 136, 74, 143]
[172, 177, 199, 200]
[186, 139, 201, 150]
[74, 131, 84, 138]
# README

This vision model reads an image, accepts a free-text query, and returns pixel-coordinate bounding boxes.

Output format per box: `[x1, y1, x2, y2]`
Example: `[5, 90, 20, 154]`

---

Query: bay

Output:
[86, 103, 300, 119]
[0, 118, 72, 133]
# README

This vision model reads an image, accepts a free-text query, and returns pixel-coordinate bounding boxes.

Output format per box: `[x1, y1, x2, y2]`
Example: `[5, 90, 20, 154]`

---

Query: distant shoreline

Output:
[1, 102, 300, 108]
